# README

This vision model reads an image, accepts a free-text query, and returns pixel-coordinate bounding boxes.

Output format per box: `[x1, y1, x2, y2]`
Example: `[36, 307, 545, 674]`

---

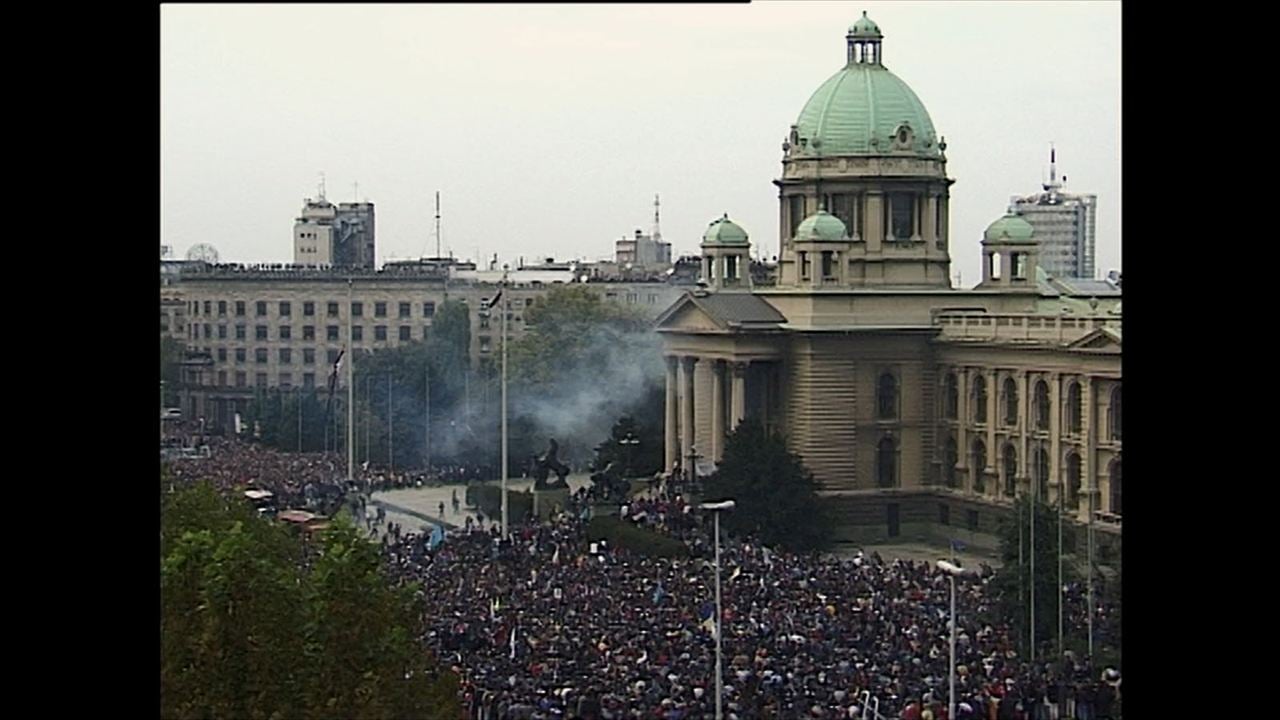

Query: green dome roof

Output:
[702, 214, 749, 246]
[848, 11, 882, 39]
[794, 210, 849, 242]
[984, 213, 1036, 244]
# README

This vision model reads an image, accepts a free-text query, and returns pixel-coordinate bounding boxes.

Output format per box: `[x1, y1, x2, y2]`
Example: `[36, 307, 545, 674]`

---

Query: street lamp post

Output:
[500, 267, 510, 540]
[700, 500, 736, 720]
[937, 559, 972, 720]
[620, 433, 639, 477]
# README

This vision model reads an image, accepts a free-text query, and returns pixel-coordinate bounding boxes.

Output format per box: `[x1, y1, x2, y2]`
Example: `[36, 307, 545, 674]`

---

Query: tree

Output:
[592, 400, 663, 478]
[703, 420, 834, 553]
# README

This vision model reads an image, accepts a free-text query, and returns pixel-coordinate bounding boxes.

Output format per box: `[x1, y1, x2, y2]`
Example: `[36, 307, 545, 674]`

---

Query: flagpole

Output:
[500, 266, 509, 541]
[346, 279, 354, 482]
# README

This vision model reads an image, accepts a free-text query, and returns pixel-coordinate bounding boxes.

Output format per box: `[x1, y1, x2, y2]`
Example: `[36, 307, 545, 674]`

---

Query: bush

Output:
[585, 516, 689, 559]
[467, 483, 533, 521]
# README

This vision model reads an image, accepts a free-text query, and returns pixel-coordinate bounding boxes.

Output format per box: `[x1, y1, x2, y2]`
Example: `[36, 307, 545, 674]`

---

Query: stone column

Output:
[865, 192, 884, 253]
[665, 356, 679, 472]
[957, 367, 969, 489]
[730, 362, 748, 431]
[710, 360, 725, 462]
[986, 369, 998, 498]
[1082, 376, 1097, 523]
[680, 356, 698, 476]
[1049, 373, 1062, 505]
[1018, 370, 1030, 497]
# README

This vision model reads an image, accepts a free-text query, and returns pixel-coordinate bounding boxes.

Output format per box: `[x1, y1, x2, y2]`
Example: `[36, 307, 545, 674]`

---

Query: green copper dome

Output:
[702, 214, 749, 246]
[984, 213, 1036, 244]
[794, 210, 849, 242]
[792, 18, 940, 158]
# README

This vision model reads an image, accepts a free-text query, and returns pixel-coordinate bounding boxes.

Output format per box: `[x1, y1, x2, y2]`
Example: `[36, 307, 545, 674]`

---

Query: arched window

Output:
[878, 436, 898, 488]
[1066, 452, 1082, 509]
[1110, 385, 1121, 441]
[973, 375, 988, 424]
[1003, 377, 1018, 427]
[972, 438, 987, 493]
[1034, 447, 1050, 503]
[1067, 381, 1082, 435]
[943, 436, 958, 488]
[1035, 380, 1050, 430]
[998, 443, 1018, 491]
[878, 372, 898, 420]
[944, 373, 958, 420]
[1002, 443, 1018, 497]
[1109, 459, 1122, 515]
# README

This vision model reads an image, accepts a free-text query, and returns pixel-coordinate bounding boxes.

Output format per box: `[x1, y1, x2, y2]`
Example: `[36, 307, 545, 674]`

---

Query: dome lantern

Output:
[847, 11, 884, 65]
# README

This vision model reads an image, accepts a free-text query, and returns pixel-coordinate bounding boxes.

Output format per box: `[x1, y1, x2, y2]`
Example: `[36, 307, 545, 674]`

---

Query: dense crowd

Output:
[164, 439, 1121, 720]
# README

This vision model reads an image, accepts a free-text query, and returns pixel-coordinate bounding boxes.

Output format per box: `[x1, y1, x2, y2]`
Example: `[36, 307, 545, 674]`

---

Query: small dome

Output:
[848, 11, 883, 39]
[794, 210, 849, 242]
[983, 213, 1036, 244]
[702, 214, 749, 246]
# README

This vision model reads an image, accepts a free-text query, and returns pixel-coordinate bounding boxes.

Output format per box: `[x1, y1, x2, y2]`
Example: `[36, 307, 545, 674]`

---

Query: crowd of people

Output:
[163, 439, 1121, 720]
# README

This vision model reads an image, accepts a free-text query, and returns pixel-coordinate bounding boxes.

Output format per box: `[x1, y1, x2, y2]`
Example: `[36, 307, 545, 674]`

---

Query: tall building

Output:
[655, 13, 1120, 554]
[615, 195, 673, 271]
[1010, 148, 1097, 279]
[293, 195, 377, 268]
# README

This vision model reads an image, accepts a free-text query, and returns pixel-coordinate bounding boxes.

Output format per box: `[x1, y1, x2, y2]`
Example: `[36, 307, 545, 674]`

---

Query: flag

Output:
[510, 624, 518, 659]
[701, 616, 718, 639]
[730, 566, 742, 583]
[428, 525, 445, 550]
[488, 289, 503, 309]
[551, 546, 561, 565]
[652, 581, 666, 605]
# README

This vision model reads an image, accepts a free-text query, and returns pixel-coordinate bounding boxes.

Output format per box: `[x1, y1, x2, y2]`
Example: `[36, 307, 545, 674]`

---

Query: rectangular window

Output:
[302, 325, 315, 341]
[217, 370, 227, 386]
[788, 195, 805, 238]
[327, 302, 339, 317]
[303, 301, 315, 317]
[217, 347, 226, 362]
[479, 316, 490, 330]
[217, 325, 227, 339]
[278, 348, 291, 364]
[256, 301, 267, 317]
[218, 301, 227, 316]
[479, 335, 491, 353]
[352, 325, 363, 342]
[279, 372, 292, 388]
[255, 348, 268, 364]
[235, 348, 246, 364]
[423, 301, 436, 317]
[821, 251, 834, 279]
[890, 193, 915, 240]
[799, 251, 809, 280]
[279, 301, 291, 316]
[327, 326, 339, 341]
[203, 323, 211, 338]
[303, 348, 315, 365]
[375, 302, 387, 318]
[399, 302, 411, 318]
[375, 325, 387, 341]
[236, 301, 245, 317]
[967, 509, 979, 532]
[235, 371, 246, 388]
[326, 349, 340, 365]
[279, 325, 291, 340]
[423, 325, 431, 339]
[399, 326, 411, 341]
[939, 503, 950, 526]
[255, 325, 268, 340]
[203, 301, 212, 315]
[352, 302, 363, 317]
[256, 373, 268, 388]
[302, 372, 314, 389]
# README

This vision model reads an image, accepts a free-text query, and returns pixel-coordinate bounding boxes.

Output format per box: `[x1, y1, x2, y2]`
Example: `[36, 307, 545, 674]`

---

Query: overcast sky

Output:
[161, 2, 1120, 284]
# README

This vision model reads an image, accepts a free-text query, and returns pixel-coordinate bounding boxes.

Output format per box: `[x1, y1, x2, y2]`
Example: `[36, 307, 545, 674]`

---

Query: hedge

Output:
[585, 516, 689, 559]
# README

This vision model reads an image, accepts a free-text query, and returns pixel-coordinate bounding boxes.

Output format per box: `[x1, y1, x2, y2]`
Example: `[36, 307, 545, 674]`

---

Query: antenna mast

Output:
[653, 193, 662, 242]
[435, 191, 442, 259]
[318, 171, 327, 202]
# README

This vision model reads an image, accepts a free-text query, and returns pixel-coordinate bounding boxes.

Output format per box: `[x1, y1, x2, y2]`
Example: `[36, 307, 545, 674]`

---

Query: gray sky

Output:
[161, 2, 1121, 284]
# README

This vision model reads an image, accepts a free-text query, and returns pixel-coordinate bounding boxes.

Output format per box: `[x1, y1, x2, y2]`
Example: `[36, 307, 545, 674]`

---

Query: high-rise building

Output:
[615, 195, 673, 271]
[293, 194, 376, 268]
[1010, 149, 1097, 279]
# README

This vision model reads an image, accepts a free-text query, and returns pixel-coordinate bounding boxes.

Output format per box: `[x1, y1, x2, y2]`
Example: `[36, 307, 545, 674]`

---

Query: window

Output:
[279, 372, 292, 388]
[821, 251, 834, 279]
[399, 302, 411, 318]
[203, 323, 211, 339]
[827, 192, 858, 237]
[352, 302, 363, 317]
[479, 315, 490, 330]
[944, 436, 958, 488]
[303, 325, 315, 341]
[279, 301, 291, 316]
[479, 335, 491, 353]
[966, 509, 979, 532]
[1066, 452, 1082, 509]
[1109, 459, 1122, 515]
[399, 326, 411, 341]
[939, 503, 950, 526]
[1034, 380, 1050, 430]
[375, 326, 387, 341]
[303, 372, 315, 389]
[1067, 381, 1082, 434]
[1034, 447, 1050, 503]
[889, 193, 915, 240]
[218, 301, 227, 316]
[799, 251, 809, 280]
[217, 325, 227, 339]
[1003, 444, 1018, 497]
[1110, 385, 1121, 440]
[235, 348, 246, 364]
[877, 436, 897, 488]
[203, 301, 212, 315]
[973, 375, 988, 424]
[944, 373, 958, 419]
[279, 325, 291, 341]
[279, 348, 291, 364]
[788, 195, 805, 238]
[327, 326, 339, 341]
[235, 371, 246, 388]
[1003, 378, 1018, 426]
[326, 349, 340, 365]
[423, 301, 436, 317]
[352, 325, 363, 342]
[375, 302, 387, 318]
[256, 301, 267, 317]
[303, 301, 315, 317]
[218, 370, 227, 386]
[236, 301, 245, 317]
[256, 325, 268, 340]
[327, 302, 339, 317]
[1012, 253, 1027, 279]
[217, 348, 226, 362]
[972, 439, 987, 492]
[256, 372, 268, 388]
[255, 348, 268, 364]
[877, 372, 897, 419]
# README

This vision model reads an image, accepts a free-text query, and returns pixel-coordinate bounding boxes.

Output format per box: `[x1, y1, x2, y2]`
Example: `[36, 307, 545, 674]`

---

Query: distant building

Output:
[293, 196, 376, 268]
[1010, 149, 1097, 279]
[615, 195, 673, 272]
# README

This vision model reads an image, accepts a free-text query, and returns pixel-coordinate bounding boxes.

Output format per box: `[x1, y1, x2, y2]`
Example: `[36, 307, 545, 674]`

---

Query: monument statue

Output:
[531, 438, 571, 490]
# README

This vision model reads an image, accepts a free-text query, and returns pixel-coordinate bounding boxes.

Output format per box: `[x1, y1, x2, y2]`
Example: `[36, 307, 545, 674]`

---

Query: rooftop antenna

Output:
[318, 171, 327, 202]
[434, 191, 442, 260]
[653, 193, 663, 243]
[353, 181, 359, 203]
[1042, 144, 1062, 196]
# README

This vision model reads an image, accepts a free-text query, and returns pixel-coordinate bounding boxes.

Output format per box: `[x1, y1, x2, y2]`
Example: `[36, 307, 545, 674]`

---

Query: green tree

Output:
[509, 285, 650, 390]
[592, 404, 663, 478]
[703, 420, 834, 553]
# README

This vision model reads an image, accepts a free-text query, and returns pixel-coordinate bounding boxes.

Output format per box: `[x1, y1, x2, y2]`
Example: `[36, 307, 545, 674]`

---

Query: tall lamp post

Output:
[620, 433, 639, 477]
[937, 559, 973, 720]
[700, 499, 736, 720]
[499, 267, 510, 540]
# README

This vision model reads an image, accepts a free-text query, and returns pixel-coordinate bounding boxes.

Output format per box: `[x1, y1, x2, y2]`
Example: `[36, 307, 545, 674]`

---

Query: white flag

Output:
[510, 624, 518, 659]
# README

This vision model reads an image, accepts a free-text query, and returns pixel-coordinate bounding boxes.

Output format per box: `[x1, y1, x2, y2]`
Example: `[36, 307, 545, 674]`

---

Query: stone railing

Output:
[933, 311, 1119, 346]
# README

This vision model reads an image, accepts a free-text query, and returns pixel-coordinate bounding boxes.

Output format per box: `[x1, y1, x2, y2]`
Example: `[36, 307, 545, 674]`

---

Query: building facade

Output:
[655, 13, 1120, 553]
[1010, 149, 1098, 280]
[293, 197, 377, 268]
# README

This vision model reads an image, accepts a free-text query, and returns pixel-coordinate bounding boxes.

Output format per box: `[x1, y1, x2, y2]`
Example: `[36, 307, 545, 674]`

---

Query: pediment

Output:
[655, 297, 725, 332]
[1068, 326, 1121, 351]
